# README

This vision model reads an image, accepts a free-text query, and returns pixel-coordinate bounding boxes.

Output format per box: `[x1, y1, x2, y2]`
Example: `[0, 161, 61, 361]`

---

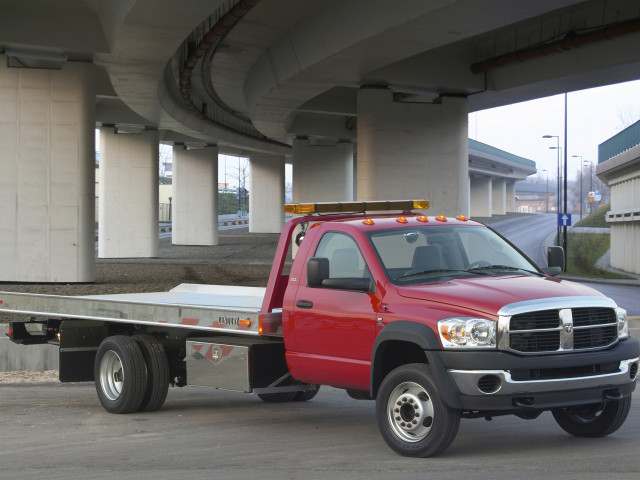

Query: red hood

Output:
[396, 275, 604, 317]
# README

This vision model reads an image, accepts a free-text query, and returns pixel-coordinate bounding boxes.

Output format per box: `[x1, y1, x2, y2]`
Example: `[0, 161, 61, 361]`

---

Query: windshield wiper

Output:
[396, 268, 486, 280]
[467, 265, 544, 276]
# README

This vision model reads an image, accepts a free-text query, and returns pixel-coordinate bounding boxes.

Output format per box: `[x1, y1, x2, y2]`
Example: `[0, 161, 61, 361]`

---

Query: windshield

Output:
[367, 225, 542, 285]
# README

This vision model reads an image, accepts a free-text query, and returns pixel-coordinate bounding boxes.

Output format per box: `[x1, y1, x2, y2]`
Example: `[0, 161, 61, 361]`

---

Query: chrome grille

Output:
[501, 302, 618, 354]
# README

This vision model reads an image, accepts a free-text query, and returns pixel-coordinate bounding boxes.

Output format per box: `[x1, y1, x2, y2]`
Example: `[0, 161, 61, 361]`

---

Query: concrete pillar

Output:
[491, 178, 507, 215]
[357, 88, 469, 216]
[0, 60, 95, 282]
[506, 180, 517, 212]
[249, 154, 285, 233]
[172, 145, 218, 245]
[292, 138, 354, 203]
[98, 128, 159, 258]
[470, 176, 492, 217]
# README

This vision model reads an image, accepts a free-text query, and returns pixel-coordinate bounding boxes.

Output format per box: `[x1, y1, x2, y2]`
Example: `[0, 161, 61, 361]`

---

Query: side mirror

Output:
[543, 246, 564, 277]
[307, 257, 329, 287]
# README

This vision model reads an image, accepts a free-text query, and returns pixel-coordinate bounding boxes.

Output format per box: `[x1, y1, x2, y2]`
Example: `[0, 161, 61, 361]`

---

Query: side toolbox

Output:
[186, 337, 292, 393]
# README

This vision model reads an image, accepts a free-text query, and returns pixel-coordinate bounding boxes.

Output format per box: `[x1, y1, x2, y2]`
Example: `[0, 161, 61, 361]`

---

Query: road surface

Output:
[1, 382, 639, 480]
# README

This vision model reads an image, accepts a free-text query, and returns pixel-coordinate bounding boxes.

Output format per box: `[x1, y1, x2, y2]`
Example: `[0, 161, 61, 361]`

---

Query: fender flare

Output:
[370, 321, 462, 409]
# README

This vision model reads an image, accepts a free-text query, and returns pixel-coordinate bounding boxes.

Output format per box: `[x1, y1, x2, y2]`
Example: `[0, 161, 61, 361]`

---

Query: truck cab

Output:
[273, 201, 638, 457]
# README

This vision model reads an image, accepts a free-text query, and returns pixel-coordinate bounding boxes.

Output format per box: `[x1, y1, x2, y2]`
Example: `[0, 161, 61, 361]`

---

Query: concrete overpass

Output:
[1, 0, 640, 281]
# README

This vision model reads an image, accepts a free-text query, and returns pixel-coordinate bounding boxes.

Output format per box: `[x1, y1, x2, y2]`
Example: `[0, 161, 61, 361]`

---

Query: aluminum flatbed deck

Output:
[0, 284, 281, 336]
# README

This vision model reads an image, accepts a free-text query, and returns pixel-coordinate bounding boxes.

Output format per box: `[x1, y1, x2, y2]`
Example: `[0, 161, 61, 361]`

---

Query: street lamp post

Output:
[572, 155, 583, 220]
[543, 135, 561, 247]
[585, 161, 594, 214]
[541, 169, 549, 213]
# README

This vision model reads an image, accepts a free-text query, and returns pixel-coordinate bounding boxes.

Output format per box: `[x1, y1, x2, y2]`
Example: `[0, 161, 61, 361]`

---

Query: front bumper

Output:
[427, 337, 639, 412]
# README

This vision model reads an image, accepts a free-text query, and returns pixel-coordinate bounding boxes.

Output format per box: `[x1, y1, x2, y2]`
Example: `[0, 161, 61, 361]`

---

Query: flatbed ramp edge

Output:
[0, 283, 283, 336]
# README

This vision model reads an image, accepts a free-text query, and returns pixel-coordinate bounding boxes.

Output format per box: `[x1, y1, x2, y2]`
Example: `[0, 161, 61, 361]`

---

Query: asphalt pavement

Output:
[1, 382, 640, 480]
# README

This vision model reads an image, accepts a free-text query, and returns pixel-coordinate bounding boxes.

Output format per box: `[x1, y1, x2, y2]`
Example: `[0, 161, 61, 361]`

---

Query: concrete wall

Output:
[172, 145, 218, 245]
[357, 88, 469, 216]
[249, 154, 285, 233]
[0, 60, 96, 282]
[0, 325, 59, 372]
[292, 139, 354, 203]
[98, 127, 159, 258]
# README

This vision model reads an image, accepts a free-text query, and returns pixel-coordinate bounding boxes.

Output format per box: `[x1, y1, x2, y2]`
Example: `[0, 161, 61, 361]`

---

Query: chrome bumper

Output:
[448, 357, 639, 396]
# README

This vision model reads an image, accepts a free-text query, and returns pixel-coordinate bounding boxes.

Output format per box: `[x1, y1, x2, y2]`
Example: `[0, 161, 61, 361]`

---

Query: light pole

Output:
[541, 169, 549, 213]
[572, 154, 583, 219]
[585, 160, 593, 214]
[543, 135, 561, 247]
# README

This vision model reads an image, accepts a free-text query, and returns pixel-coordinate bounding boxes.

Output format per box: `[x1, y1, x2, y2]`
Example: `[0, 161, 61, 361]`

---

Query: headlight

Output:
[616, 307, 629, 339]
[438, 317, 496, 349]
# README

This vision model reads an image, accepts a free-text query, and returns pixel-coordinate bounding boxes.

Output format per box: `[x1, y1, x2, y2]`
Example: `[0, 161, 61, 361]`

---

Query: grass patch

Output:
[565, 233, 633, 279]
[574, 203, 610, 228]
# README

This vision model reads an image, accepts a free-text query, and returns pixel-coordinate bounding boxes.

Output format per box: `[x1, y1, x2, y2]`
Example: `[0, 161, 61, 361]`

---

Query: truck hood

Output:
[396, 275, 604, 317]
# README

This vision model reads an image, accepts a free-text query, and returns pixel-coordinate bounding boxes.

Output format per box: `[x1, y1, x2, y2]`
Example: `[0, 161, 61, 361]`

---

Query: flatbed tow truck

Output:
[2, 200, 638, 457]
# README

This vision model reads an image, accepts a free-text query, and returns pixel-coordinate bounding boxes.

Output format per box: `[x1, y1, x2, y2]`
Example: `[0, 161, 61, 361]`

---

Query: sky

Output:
[468, 79, 640, 182]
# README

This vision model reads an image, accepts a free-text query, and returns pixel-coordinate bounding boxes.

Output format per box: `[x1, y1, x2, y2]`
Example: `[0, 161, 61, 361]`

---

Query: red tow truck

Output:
[2, 200, 638, 457]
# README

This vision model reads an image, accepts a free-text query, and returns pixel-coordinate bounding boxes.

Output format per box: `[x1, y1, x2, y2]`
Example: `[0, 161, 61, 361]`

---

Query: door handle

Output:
[296, 300, 313, 309]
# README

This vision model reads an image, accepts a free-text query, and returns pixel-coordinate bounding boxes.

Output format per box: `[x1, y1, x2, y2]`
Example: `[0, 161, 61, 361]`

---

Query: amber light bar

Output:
[284, 200, 429, 215]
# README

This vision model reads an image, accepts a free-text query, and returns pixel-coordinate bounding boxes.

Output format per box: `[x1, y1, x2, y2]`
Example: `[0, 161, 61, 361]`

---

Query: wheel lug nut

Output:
[396, 416, 401, 421]
[409, 398, 414, 403]
[394, 408, 399, 413]
[412, 420, 417, 425]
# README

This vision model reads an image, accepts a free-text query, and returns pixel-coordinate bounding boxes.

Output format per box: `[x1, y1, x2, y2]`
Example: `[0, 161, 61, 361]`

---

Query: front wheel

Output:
[376, 363, 460, 457]
[552, 396, 632, 437]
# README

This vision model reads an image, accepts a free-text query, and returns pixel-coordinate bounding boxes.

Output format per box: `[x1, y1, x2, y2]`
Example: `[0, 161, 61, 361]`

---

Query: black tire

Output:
[552, 396, 632, 437]
[94, 336, 147, 414]
[257, 391, 298, 402]
[293, 384, 320, 401]
[133, 334, 170, 412]
[376, 363, 460, 457]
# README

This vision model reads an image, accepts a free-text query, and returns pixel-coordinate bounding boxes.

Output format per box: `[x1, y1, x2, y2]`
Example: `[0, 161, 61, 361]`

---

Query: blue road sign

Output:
[558, 213, 572, 227]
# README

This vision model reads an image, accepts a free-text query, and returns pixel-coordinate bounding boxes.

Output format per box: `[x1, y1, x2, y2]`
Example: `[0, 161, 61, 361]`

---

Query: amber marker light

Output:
[435, 215, 447, 222]
[396, 216, 408, 224]
[363, 218, 375, 226]
[456, 215, 468, 221]
[416, 215, 428, 223]
[239, 319, 252, 327]
[258, 315, 263, 335]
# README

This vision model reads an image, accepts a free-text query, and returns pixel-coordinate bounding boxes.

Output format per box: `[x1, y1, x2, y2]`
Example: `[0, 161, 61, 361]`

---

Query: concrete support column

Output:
[506, 180, 517, 212]
[292, 138, 354, 203]
[470, 177, 492, 217]
[172, 145, 218, 245]
[249, 154, 285, 233]
[357, 88, 469, 216]
[491, 178, 507, 215]
[98, 128, 159, 258]
[0, 60, 95, 282]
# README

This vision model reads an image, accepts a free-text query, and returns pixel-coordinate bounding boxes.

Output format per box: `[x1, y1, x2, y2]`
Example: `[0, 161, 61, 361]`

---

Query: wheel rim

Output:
[100, 350, 124, 401]
[387, 381, 434, 442]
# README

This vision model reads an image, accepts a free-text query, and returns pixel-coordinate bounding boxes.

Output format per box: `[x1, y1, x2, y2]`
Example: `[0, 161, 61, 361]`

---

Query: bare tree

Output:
[616, 106, 640, 131]
[159, 144, 172, 178]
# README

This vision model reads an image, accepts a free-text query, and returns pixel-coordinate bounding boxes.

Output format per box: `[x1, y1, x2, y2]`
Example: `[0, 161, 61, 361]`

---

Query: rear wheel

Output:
[552, 397, 632, 437]
[133, 334, 170, 412]
[376, 363, 460, 457]
[95, 336, 147, 414]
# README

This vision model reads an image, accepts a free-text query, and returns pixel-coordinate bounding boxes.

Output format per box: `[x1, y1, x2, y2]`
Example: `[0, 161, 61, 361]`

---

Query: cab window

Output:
[314, 232, 371, 280]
